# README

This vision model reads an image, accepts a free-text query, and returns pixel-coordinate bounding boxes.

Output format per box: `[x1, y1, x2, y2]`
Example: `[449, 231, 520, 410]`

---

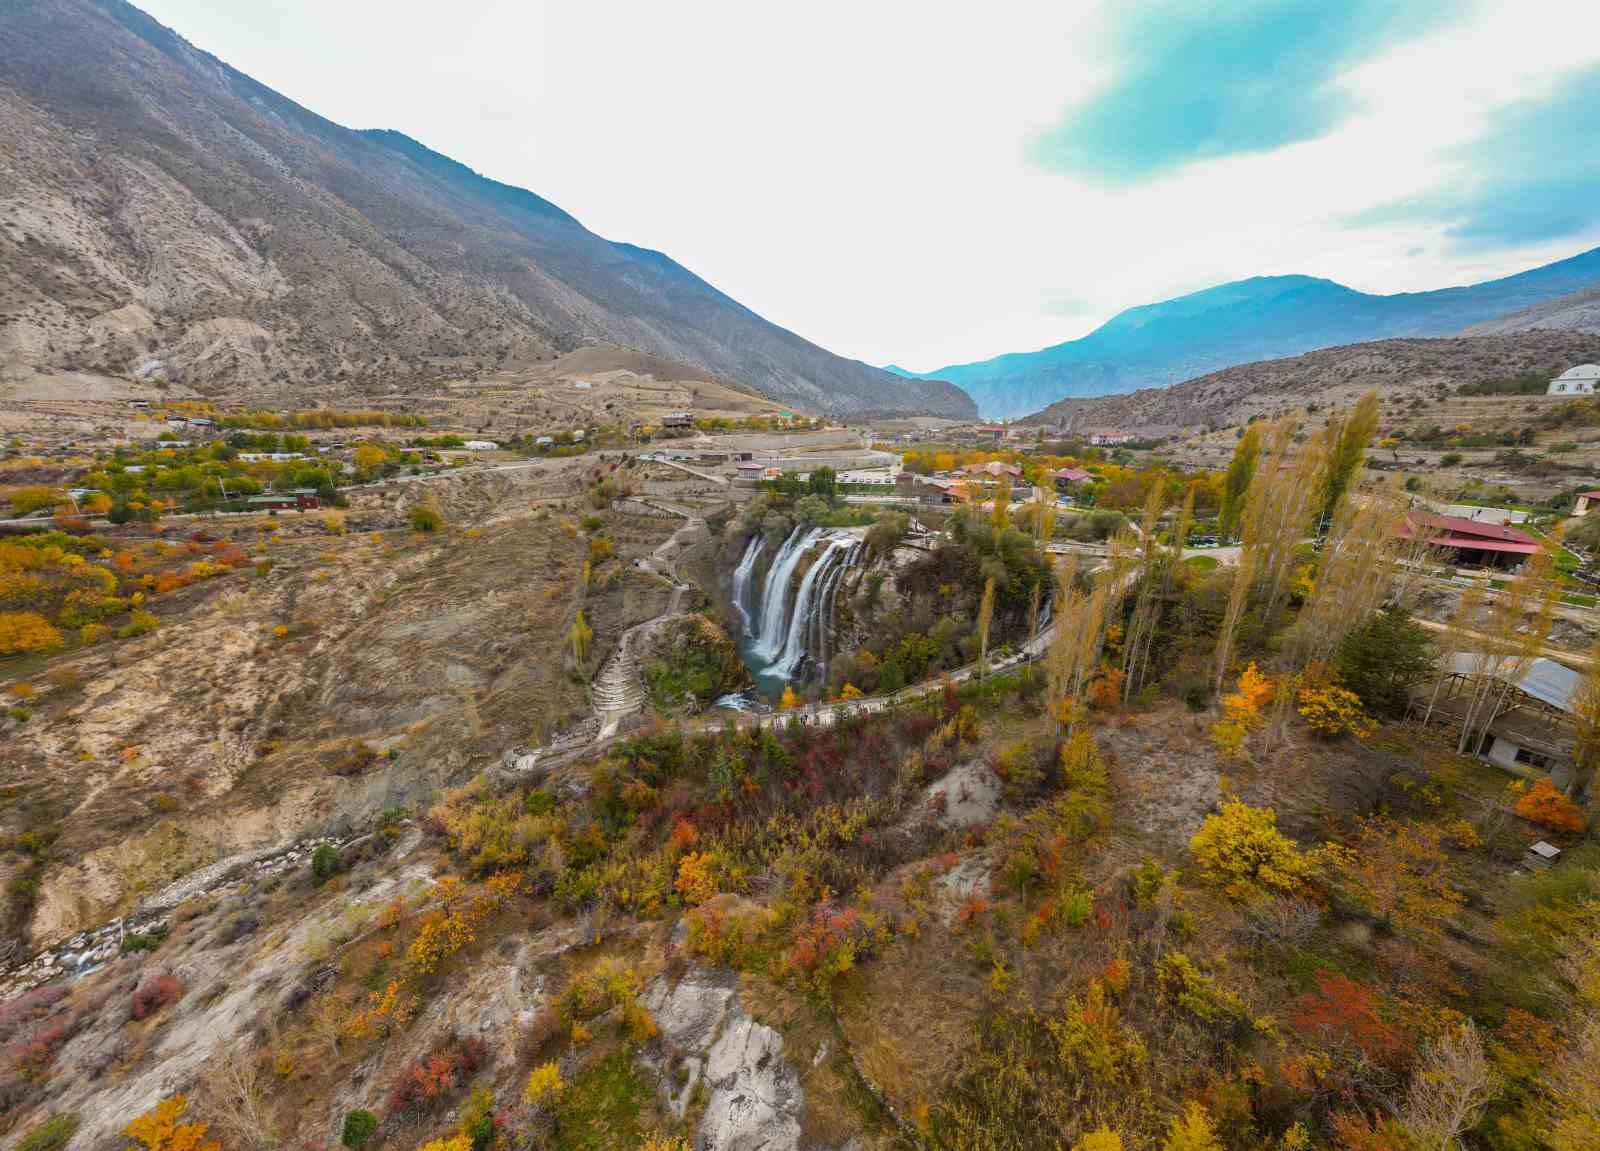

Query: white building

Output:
[1547, 364, 1600, 395]
[462, 440, 498, 451]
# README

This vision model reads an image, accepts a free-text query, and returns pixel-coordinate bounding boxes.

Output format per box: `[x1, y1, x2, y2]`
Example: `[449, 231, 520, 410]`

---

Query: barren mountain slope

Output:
[1461, 283, 1600, 335]
[0, 0, 973, 417]
[1023, 332, 1600, 432]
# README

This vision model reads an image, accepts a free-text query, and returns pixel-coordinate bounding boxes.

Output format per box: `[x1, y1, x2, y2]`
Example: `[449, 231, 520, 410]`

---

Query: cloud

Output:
[1419, 65, 1600, 247]
[1029, 0, 1454, 183]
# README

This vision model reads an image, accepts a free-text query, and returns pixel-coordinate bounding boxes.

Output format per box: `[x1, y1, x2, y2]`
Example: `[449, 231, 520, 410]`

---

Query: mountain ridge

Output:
[0, 0, 974, 418]
[893, 248, 1600, 417]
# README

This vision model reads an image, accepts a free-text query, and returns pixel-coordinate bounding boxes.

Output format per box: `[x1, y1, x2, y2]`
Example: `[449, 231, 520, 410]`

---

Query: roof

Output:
[963, 460, 1022, 477]
[1053, 467, 1093, 482]
[1444, 653, 1581, 713]
[1404, 511, 1540, 549]
[1555, 363, 1600, 381]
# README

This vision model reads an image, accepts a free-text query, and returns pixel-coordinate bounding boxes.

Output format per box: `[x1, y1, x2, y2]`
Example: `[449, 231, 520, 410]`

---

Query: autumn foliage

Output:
[1513, 777, 1586, 833]
[123, 1095, 219, 1151]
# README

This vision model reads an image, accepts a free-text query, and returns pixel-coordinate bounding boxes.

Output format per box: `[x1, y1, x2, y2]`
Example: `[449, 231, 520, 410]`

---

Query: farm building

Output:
[1415, 654, 1581, 785]
[1399, 511, 1541, 568]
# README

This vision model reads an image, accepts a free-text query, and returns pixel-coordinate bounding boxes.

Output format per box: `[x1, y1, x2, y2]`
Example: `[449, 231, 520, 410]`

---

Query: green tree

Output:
[1335, 604, 1434, 718]
[976, 575, 996, 680]
[1317, 390, 1380, 528]
[1218, 425, 1260, 542]
[806, 466, 837, 501]
[339, 1111, 377, 1150]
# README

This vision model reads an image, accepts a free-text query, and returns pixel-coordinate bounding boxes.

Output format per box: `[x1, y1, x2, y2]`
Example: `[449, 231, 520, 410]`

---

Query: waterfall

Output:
[750, 526, 814, 659]
[768, 535, 857, 680]
[813, 539, 861, 673]
[730, 534, 765, 631]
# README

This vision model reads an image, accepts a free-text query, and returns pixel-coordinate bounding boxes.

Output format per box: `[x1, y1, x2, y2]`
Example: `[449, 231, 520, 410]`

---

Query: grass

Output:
[554, 1052, 655, 1151]
[1183, 555, 1220, 571]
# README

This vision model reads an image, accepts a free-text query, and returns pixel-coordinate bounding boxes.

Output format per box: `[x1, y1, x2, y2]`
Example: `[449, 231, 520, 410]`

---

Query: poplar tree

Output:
[1218, 425, 1261, 542]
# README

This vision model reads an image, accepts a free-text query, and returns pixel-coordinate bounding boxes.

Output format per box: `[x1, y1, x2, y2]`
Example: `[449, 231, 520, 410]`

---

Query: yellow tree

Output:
[1161, 1101, 1223, 1151]
[569, 610, 593, 665]
[124, 1096, 220, 1151]
[1218, 426, 1261, 543]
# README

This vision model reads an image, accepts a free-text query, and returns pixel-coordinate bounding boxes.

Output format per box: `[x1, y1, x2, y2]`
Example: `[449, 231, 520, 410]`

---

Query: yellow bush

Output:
[0, 610, 63, 655]
[524, 1061, 564, 1104]
[123, 1095, 220, 1151]
[1295, 683, 1375, 739]
[674, 851, 718, 906]
[1188, 799, 1308, 900]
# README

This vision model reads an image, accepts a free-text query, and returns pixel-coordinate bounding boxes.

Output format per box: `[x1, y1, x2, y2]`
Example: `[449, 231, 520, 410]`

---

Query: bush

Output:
[1296, 683, 1376, 739]
[15, 1113, 80, 1151]
[1188, 799, 1308, 900]
[409, 504, 444, 532]
[130, 972, 183, 1020]
[340, 1110, 378, 1149]
[118, 609, 160, 639]
[1514, 778, 1586, 834]
[311, 843, 344, 884]
[0, 611, 64, 656]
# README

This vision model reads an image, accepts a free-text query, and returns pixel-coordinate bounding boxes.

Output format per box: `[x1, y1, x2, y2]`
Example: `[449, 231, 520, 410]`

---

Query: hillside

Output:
[893, 249, 1600, 417]
[0, 0, 973, 418]
[1461, 282, 1600, 335]
[1022, 331, 1600, 432]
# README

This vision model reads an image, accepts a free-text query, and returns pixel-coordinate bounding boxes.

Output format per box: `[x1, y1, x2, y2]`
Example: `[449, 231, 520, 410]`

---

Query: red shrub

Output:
[385, 1033, 490, 1118]
[1290, 971, 1402, 1062]
[130, 973, 183, 1020]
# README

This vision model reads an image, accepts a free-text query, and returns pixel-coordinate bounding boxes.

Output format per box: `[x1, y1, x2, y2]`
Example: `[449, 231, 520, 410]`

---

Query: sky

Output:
[132, 0, 1600, 373]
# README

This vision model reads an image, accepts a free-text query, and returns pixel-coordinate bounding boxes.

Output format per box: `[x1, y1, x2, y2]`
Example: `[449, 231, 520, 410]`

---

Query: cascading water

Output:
[750, 526, 817, 661]
[735, 526, 864, 695]
[730, 534, 765, 631]
[768, 535, 857, 680]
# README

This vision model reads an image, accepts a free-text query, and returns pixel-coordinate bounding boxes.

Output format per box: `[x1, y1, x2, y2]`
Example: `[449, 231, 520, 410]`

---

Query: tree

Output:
[1161, 1101, 1223, 1151]
[779, 684, 800, 711]
[1317, 390, 1380, 529]
[1217, 426, 1261, 542]
[1071, 1129, 1124, 1151]
[1335, 604, 1434, 718]
[340, 1111, 378, 1149]
[976, 576, 996, 679]
[1188, 799, 1308, 900]
[806, 466, 837, 501]
[0, 611, 64, 656]
[569, 610, 592, 665]
[123, 1096, 220, 1151]
[1401, 1022, 1497, 1151]
[409, 503, 444, 532]
[1513, 777, 1586, 833]
[675, 851, 717, 905]
[1337, 817, 1463, 939]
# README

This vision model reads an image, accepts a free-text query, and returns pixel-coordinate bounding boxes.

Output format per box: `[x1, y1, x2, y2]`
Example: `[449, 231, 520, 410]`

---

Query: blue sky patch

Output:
[1030, 0, 1454, 183]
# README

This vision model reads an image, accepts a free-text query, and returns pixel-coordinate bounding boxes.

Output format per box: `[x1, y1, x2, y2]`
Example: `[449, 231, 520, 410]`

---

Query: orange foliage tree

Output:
[124, 1095, 220, 1151]
[0, 611, 63, 656]
[1513, 777, 1586, 834]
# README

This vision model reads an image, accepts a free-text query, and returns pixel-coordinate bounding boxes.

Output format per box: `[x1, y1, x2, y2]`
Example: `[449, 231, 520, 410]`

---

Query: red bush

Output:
[130, 973, 183, 1020]
[1290, 971, 1402, 1062]
[385, 1033, 490, 1118]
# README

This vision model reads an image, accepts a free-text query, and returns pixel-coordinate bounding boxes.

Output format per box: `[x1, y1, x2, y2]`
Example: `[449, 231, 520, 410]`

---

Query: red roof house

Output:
[1401, 511, 1541, 565]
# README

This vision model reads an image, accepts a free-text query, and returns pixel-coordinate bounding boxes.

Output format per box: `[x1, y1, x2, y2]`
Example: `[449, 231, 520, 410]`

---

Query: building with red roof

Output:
[1400, 510, 1540, 567]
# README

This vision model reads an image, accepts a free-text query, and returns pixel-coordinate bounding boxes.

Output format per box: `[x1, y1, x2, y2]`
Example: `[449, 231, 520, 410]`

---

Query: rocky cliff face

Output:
[0, 0, 974, 418]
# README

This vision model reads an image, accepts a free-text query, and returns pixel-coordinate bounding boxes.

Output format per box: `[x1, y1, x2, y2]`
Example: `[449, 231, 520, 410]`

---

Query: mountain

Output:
[0, 0, 974, 419]
[1021, 330, 1600, 434]
[1460, 283, 1600, 336]
[892, 249, 1600, 418]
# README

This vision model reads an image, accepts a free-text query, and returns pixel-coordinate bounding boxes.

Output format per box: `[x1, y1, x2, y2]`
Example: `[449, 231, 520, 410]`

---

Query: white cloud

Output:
[132, 0, 1600, 372]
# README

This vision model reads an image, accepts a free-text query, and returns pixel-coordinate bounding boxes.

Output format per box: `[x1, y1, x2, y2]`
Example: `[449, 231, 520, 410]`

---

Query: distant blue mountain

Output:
[893, 247, 1600, 418]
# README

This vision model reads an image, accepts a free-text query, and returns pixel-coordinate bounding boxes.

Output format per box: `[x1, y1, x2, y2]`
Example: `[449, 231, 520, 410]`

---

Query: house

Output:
[245, 489, 321, 511]
[962, 460, 1023, 482]
[1052, 466, 1093, 492]
[1417, 654, 1580, 784]
[127, 399, 150, 409]
[186, 417, 215, 428]
[1399, 510, 1541, 568]
[572, 380, 593, 390]
[535, 435, 555, 447]
[662, 412, 693, 429]
[165, 416, 187, 426]
[156, 440, 193, 449]
[462, 440, 498, 451]
[975, 425, 1007, 441]
[237, 451, 308, 463]
[915, 476, 962, 505]
[1574, 491, 1600, 517]
[1089, 429, 1134, 447]
[1547, 364, 1600, 395]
